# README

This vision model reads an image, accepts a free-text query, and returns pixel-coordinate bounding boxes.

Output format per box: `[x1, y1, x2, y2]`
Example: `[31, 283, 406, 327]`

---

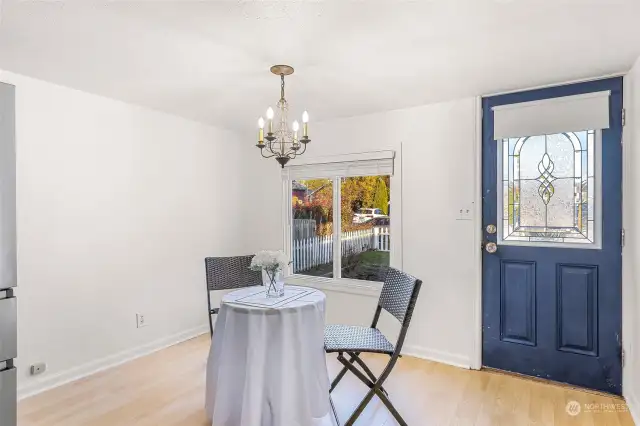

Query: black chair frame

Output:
[206, 293, 217, 337]
[204, 255, 262, 336]
[328, 274, 422, 426]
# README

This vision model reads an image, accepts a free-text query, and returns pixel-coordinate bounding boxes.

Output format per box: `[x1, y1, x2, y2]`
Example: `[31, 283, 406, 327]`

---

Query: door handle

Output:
[483, 242, 497, 254]
[483, 224, 498, 253]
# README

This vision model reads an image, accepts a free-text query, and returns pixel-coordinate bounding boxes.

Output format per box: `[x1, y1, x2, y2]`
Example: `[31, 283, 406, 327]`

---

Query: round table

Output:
[205, 285, 332, 426]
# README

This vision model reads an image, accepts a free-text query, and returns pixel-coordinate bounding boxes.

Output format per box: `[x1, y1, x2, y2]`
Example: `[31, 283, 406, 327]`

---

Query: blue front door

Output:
[482, 78, 623, 394]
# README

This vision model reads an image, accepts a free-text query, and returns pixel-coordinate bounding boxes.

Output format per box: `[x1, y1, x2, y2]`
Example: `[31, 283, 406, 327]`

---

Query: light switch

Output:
[457, 205, 473, 221]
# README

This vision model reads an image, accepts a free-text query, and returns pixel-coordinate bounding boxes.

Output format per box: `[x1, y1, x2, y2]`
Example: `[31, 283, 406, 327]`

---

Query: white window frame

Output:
[282, 151, 402, 292]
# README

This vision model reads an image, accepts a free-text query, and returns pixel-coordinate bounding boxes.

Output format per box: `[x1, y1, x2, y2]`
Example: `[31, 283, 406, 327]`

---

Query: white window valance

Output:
[492, 91, 610, 140]
[283, 150, 395, 179]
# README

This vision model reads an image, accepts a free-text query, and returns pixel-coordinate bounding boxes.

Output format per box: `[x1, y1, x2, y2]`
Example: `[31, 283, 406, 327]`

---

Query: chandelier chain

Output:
[280, 74, 285, 101]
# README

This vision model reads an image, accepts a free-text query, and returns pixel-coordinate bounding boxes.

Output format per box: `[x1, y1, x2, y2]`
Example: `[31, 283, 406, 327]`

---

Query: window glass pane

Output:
[340, 176, 390, 281]
[587, 176, 595, 221]
[588, 130, 595, 177]
[546, 179, 575, 228]
[518, 135, 545, 179]
[291, 179, 334, 278]
[546, 133, 574, 178]
[501, 131, 596, 244]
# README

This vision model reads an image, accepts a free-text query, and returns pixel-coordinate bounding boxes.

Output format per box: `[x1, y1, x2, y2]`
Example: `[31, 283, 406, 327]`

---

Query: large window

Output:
[291, 179, 334, 278]
[285, 153, 395, 283]
[340, 176, 390, 281]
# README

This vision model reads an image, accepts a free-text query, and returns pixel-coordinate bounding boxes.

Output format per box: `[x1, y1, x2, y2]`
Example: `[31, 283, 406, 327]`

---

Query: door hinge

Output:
[621, 229, 626, 247]
[622, 348, 625, 367]
[622, 108, 626, 127]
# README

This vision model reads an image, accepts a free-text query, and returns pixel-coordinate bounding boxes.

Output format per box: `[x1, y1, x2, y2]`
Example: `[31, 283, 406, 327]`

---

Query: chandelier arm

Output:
[259, 147, 278, 159]
[288, 147, 301, 159]
[267, 140, 279, 155]
[288, 144, 306, 160]
[286, 139, 307, 158]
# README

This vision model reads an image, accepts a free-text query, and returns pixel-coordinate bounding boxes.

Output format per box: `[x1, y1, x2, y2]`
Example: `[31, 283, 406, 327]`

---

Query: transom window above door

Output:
[499, 130, 600, 246]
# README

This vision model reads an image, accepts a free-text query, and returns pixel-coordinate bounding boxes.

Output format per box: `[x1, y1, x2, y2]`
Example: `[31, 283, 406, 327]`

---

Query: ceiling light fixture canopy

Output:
[257, 65, 310, 168]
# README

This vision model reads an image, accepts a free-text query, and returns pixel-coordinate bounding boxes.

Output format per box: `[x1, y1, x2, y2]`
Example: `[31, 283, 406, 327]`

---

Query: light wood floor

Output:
[18, 335, 635, 426]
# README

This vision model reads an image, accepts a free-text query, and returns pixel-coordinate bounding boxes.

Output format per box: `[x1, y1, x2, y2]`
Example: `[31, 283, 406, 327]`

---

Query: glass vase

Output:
[262, 268, 285, 298]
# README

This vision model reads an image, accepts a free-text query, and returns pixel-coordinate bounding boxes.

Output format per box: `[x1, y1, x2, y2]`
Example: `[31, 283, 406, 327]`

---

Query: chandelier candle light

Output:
[257, 65, 311, 168]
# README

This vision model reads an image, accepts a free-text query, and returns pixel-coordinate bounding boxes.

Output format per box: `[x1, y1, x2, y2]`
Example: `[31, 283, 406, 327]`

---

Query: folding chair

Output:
[204, 256, 262, 336]
[324, 268, 422, 426]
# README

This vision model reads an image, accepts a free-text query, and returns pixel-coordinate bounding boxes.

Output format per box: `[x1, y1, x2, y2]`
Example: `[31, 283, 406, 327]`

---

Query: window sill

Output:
[284, 274, 382, 297]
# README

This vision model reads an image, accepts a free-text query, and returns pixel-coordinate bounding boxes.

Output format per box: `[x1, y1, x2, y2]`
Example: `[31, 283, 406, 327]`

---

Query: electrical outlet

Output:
[136, 313, 147, 328]
[30, 363, 46, 376]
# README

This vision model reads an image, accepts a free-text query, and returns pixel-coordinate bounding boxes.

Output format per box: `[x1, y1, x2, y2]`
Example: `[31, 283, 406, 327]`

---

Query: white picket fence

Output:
[341, 229, 374, 255]
[292, 226, 390, 273]
[373, 226, 391, 252]
[293, 235, 334, 273]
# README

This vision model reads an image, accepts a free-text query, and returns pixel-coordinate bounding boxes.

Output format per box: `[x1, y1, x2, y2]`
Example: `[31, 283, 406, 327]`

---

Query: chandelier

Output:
[256, 65, 310, 168]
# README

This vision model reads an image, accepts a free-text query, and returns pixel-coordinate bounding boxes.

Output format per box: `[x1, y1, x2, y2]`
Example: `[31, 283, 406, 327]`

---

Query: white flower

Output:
[249, 250, 290, 272]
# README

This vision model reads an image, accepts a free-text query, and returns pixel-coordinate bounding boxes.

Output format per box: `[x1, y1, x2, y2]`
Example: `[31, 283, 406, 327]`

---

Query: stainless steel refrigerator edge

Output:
[0, 82, 17, 426]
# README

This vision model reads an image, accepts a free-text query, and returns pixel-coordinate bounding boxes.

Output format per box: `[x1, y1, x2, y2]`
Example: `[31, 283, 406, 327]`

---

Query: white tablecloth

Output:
[205, 285, 333, 426]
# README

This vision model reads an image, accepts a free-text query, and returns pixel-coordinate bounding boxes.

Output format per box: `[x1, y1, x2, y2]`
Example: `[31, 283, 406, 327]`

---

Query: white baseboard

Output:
[402, 345, 471, 370]
[626, 388, 640, 426]
[17, 324, 209, 401]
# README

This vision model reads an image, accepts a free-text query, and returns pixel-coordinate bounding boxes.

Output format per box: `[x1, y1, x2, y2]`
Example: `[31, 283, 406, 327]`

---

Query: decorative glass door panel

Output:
[498, 130, 600, 247]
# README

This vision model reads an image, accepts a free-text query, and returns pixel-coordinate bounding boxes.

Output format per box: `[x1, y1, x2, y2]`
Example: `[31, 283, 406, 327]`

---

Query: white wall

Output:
[0, 71, 245, 398]
[240, 98, 480, 367]
[8, 63, 635, 412]
[623, 57, 640, 424]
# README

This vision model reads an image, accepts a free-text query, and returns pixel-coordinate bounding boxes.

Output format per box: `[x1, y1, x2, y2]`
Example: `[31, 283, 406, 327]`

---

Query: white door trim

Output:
[471, 96, 483, 370]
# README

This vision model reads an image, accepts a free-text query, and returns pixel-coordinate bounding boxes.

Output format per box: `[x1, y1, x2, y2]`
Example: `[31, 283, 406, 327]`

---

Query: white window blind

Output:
[492, 91, 611, 140]
[283, 151, 395, 179]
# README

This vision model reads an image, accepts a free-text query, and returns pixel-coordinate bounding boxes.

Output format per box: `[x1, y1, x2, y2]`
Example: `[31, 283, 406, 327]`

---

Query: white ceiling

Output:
[1, 0, 640, 132]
